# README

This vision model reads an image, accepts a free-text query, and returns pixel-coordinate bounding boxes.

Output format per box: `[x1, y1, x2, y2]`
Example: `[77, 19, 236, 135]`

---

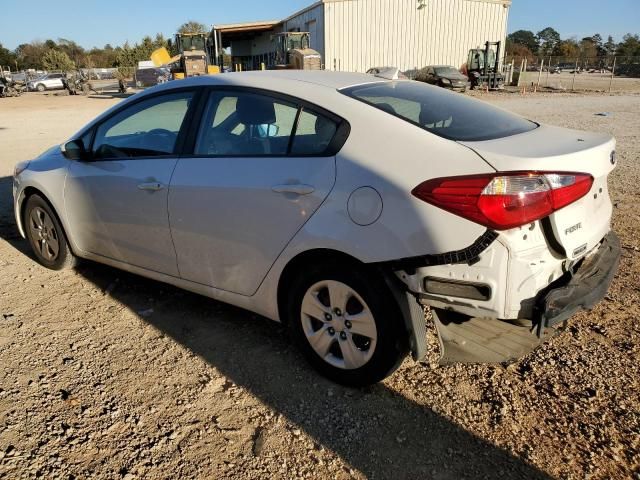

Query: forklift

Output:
[151, 32, 220, 80]
[466, 41, 504, 90]
[273, 32, 322, 70]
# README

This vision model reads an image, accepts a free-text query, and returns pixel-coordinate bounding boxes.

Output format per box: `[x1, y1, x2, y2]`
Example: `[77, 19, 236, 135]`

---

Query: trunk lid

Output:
[460, 124, 616, 259]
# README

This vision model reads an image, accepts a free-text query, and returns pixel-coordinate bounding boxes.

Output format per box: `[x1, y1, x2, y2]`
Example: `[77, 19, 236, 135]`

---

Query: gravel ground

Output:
[0, 90, 638, 479]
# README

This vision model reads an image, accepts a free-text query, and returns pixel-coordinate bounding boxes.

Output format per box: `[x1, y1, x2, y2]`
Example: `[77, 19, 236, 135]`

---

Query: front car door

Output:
[169, 88, 346, 295]
[64, 90, 197, 276]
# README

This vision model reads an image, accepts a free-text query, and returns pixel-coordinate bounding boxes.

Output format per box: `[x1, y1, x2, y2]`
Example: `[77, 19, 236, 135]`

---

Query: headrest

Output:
[237, 95, 276, 125]
[419, 103, 450, 125]
[376, 102, 397, 115]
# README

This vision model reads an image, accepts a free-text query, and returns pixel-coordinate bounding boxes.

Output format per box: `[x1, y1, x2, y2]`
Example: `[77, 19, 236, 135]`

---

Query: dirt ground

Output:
[517, 71, 640, 93]
[0, 90, 639, 480]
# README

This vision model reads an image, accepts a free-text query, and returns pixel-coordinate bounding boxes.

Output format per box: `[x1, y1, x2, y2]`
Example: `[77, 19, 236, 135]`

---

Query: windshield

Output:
[342, 81, 537, 142]
[434, 67, 461, 76]
[181, 35, 206, 51]
[287, 34, 309, 50]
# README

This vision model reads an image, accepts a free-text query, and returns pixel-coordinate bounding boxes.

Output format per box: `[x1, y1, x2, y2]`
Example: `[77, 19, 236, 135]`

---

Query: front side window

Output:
[342, 81, 537, 141]
[93, 91, 193, 159]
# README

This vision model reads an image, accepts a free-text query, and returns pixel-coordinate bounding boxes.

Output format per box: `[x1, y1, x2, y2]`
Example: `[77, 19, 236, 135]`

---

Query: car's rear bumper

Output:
[535, 231, 620, 335]
[389, 230, 620, 363]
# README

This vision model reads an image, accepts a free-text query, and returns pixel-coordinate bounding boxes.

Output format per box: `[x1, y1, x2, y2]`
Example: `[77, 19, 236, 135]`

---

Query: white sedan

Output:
[13, 71, 620, 385]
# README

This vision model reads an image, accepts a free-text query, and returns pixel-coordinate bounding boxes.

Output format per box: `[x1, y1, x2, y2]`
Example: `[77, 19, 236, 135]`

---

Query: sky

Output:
[1, 0, 639, 50]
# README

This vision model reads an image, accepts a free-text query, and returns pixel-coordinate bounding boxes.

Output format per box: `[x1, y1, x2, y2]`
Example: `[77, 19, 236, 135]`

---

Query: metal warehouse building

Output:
[212, 0, 511, 72]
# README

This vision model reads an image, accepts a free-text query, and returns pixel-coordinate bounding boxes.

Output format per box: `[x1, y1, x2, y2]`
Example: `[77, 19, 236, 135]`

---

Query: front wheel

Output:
[23, 195, 76, 270]
[287, 265, 409, 386]
[36, 83, 46, 92]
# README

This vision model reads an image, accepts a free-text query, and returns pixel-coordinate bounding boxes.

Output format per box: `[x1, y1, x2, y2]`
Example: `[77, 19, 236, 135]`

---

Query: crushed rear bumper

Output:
[431, 231, 620, 364]
[534, 231, 621, 336]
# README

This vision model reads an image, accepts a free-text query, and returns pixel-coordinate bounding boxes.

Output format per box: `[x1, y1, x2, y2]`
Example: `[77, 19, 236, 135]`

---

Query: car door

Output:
[426, 68, 436, 84]
[46, 73, 63, 89]
[168, 88, 343, 296]
[64, 90, 197, 276]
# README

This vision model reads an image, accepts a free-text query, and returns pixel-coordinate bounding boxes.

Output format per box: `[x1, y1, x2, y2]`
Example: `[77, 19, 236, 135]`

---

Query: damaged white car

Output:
[13, 71, 620, 385]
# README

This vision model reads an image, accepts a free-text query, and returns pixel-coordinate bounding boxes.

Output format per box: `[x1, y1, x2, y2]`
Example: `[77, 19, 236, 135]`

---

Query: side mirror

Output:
[61, 139, 88, 161]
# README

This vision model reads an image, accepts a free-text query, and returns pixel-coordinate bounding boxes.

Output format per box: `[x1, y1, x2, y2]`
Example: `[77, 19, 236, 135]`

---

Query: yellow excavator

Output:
[151, 32, 220, 80]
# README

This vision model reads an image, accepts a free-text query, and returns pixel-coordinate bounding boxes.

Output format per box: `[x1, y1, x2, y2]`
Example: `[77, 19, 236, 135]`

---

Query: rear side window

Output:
[195, 91, 298, 156]
[291, 109, 338, 155]
[194, 90, 340, 157]
[341, 81, 537, 141]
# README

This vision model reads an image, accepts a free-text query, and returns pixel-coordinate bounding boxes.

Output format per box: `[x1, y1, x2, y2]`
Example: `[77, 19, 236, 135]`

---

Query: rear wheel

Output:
[287, 265, 409, 386]
[24, 195, 76, 270]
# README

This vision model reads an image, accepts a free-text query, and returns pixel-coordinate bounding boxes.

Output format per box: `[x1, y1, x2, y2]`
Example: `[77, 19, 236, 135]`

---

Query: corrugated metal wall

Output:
[283, 4, 326, 65]
[322, 0, 509, 72]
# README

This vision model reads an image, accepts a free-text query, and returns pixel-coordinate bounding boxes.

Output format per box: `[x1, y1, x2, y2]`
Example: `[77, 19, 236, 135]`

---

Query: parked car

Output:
[553, 63, 582, 74]
[13, 72, 620, 385]
[366, 66, 407, 80]
[413, 65, 468, 91]
[28, 73, 65, 92]
[135, 67, 171, 87]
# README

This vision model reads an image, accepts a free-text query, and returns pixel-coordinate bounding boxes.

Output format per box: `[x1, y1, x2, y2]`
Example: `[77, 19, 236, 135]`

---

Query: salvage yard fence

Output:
[504, 55, 640, 93]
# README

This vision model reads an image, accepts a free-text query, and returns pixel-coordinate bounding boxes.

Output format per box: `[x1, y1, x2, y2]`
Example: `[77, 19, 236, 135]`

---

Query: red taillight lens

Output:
[412, 172, 593, 230]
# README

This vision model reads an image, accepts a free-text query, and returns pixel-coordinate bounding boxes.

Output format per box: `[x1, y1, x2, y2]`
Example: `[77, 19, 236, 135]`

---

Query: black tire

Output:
[36, 83, 46, 92]
[287, 264, 409, 386]
[23, 194, 76, 270]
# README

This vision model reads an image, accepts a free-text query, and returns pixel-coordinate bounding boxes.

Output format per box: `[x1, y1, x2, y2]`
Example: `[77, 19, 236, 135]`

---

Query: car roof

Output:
[148, 70, 385, 93]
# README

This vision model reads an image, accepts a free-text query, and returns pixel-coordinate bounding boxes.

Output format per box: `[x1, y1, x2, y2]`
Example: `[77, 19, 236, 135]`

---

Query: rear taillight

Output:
[412, 172, 593, 230]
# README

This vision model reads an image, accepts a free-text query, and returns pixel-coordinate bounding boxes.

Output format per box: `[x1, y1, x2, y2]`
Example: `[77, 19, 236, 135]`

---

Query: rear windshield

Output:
[341, 81, 537, 141]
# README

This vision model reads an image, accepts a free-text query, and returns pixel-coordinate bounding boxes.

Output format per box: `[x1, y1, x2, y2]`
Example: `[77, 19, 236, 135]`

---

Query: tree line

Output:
[507, 27, 640, 62]
[0, 21, 209, 72]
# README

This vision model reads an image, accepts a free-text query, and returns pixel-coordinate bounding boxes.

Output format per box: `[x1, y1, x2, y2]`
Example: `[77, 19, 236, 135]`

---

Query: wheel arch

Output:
[19, 186, 75, 255]
[277, 248, 366, 325]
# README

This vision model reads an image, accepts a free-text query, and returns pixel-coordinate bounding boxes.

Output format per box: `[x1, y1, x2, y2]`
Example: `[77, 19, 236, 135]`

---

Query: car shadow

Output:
[86, 92, 137, 100]
[0, 175, 551, 478]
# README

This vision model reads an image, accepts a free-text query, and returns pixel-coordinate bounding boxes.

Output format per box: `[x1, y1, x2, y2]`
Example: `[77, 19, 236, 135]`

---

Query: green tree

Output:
[553, 38, 580, 58]
[604, 35, 617, 57]
[42, 49, 76, 71]
[507, 30, 539, 54]
[537, 27, 561, 56]
[16, 41, 49, 69]
[616, 34, 640, 58]
[579, 37, 598, 59]
[177, 21, 208, 34]
[0, 43, 17, 68]
[57, 38, 86, 67]
[505, 42, 535, 61]
[590, 33, 606, 56]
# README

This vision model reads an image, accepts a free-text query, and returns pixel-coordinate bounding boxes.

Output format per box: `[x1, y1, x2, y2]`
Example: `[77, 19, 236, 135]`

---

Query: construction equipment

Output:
[273, 32, 321, 70]
[151, 32, 220, 80]
[466, 41, 504, 90]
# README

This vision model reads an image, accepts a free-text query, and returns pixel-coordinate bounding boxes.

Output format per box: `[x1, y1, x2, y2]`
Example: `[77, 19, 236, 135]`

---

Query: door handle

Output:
[271, 184, 315, 195]
[138, 182, 165, 192]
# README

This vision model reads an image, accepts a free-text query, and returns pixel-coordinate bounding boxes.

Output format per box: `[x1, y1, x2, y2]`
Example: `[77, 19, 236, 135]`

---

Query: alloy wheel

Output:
[28, 207, 60, 262]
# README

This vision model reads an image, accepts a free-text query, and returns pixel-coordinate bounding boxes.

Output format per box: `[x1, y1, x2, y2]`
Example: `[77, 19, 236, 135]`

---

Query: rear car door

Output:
[168, 88, 344, 295]
[65, 90, 197, 275]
